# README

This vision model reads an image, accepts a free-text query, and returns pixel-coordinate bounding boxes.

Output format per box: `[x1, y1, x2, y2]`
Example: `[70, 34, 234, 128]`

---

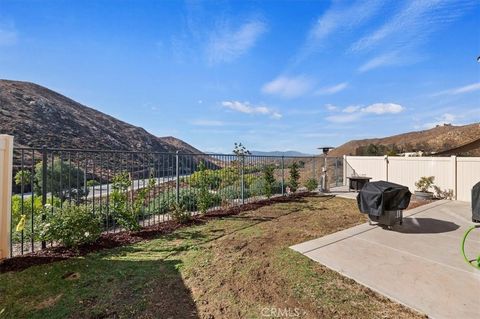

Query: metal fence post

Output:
[175, 151, 179, 204]
[281, 156, 285, 196]
[241, 155, 245, 204]
[41, 146, 47, 249]
[0, 135, 13, 259]
[343, 155, 347, 186]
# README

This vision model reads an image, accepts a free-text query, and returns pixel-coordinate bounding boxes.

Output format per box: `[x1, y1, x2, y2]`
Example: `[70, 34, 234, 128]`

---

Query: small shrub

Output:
[40, 203, 102, 248]
[288, 162, 300, 192]
[432, 186, 454, 200]
[11, 195, 61, 243]
[169, 202, 191, 224]
[220, 185, 250, 200]
[109, 172, 155, 231]
[86, 180, 100, 187]
[415, 176, 435, 192]
[34, 159, 88, 200]
[305, 178, 319, 191]
[249, 178, 282, 197]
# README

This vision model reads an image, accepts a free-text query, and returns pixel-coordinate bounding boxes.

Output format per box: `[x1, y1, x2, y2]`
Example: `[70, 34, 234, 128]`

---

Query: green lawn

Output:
[0, 196, 422, 319]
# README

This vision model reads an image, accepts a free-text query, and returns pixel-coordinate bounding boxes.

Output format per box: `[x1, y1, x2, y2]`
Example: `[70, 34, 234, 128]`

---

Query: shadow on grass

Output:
[1, 258, 199, 319]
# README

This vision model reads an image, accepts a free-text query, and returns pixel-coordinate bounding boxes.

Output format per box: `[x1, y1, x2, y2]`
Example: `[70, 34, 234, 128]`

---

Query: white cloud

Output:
[207, 20, 267, 64]
[362, 103, 404, 114]
[261, 75, 313, 98]
[351, 0, 473, 53]
[326, 113, 362, 123]
[423, 113, 461, 128]
[315, 82, 349, 95]
[221, 100, 282, 119]
[190, 119, 225, 126]
[343, 105, 361, 113]
[358, 51, 402, 72]
[326, 102, 404, 123]
[353, 0, 475, 72]
[297, 0, 383, 61]
[432, 82, 480, 96]
[325, 104, 338, 111]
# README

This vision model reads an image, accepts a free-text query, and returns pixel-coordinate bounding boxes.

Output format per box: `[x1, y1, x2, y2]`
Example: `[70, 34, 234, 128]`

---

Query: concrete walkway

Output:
[291, 200, 480, 319]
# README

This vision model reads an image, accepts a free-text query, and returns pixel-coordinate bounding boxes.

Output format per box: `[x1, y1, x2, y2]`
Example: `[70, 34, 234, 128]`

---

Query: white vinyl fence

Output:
[344, 155, 480, 202]
[0, 135, 13, 260]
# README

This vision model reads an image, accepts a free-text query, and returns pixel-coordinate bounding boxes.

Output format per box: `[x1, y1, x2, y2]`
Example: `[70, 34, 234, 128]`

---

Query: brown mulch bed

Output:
[0, 193, 312, 273]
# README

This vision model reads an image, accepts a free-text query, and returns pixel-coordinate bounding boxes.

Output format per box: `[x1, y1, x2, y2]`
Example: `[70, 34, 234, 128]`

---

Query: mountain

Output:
[250, 150, 314, 157]
[329, 123, 480, 157]
[0, 79, 200, 154]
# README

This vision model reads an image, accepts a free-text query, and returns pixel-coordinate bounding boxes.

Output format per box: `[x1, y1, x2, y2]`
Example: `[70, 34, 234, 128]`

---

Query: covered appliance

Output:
[357, 181, 411, 228]
[472, 181, 480, 223]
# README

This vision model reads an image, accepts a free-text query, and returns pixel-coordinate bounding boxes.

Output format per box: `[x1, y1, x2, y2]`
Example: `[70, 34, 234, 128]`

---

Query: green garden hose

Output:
[461, 225, 480, 270]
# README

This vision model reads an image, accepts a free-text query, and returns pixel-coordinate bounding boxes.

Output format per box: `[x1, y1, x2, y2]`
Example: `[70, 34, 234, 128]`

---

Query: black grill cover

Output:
[472, 181, 480, 221]
[357, 181, 411, 217]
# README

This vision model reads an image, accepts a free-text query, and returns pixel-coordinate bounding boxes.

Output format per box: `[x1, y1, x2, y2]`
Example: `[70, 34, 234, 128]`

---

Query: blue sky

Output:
[1, 0, 479, 153]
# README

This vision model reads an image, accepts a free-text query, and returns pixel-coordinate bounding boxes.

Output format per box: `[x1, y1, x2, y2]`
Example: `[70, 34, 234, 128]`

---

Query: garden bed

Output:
[1, 193, 311, 273]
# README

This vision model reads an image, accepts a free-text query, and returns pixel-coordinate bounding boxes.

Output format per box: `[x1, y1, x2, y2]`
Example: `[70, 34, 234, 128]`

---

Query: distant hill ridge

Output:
[329, 123, 480, 157]
[0, 79, 201, 154]
[250, 150, 314, 157]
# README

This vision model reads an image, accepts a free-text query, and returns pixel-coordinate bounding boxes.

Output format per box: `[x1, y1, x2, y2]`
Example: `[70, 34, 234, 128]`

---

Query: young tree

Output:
[263, 164, 275, 198]
[288, 162, 300, 192]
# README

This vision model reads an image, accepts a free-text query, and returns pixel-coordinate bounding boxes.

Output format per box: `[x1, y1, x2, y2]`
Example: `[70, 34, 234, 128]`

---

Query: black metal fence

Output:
[10, 147, 343, 256]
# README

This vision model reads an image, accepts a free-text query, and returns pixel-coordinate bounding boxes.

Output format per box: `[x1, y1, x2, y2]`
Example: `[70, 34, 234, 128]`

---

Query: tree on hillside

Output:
[34, 160, 88, 200]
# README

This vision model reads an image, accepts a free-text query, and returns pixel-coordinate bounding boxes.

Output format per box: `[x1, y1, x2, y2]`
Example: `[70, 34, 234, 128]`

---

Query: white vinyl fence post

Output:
[451, 155, 457, 200]
[0, 135, 14, 260]
[384, 155, 389, 181]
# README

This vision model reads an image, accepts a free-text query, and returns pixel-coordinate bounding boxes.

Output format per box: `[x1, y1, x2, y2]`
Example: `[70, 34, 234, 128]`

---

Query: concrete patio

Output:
[291, 200, 480, 319]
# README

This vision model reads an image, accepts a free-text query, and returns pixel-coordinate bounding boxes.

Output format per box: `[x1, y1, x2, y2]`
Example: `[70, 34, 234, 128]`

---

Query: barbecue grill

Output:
[357, 181, 411, 229]
[472, 181, 480, 223]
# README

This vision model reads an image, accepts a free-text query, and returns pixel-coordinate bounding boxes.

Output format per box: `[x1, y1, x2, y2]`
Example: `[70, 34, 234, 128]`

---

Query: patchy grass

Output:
[0, 196, 423, 318]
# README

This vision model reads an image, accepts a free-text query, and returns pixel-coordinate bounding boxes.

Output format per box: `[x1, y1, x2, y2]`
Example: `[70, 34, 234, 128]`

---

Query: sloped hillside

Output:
[329, 123, 480, 157]
[0, 79, 199, 154]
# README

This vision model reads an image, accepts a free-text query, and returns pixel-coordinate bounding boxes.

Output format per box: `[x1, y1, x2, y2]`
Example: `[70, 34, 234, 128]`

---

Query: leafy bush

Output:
[109, 172, 155, 231]
[11, 195, 61, 243]
[305, 178, 319, 191]
[169, 202, 191, 224]
[188, 169, 222, 189]
[86, 180, 100, 187]
[14, 169, 32, 187]
[288, 162, 300, 192]
[219, 185, 250, 200]
[249, 178, 282, 197]
[149, 188, 222, 213]
[415, 176, 435, 192]
[40, 203, 102, 248]
[34, 159, 88, 200]
[432, 186, 454, 200]
[149, 192, 176, 214]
